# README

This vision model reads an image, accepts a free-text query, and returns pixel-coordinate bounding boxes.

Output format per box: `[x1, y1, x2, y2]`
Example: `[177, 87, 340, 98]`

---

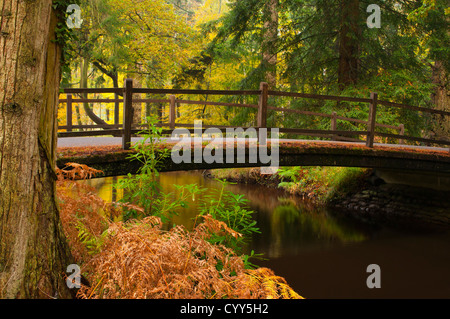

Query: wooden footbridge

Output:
[56, 79, 450, 177]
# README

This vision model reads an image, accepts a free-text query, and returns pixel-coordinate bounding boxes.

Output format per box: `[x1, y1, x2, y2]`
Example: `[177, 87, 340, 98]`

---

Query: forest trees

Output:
[181, 0, 449, 139]
[409, 0, 450, 140]
[0, 0, 446, 299]
[65, 0, 198, 87]
[62, 0, 200, 125]
[206, 0, 448, 93]
[0, 1, 74, 298]
[338, 0, 360, 89]
[59, 0, 448, 138]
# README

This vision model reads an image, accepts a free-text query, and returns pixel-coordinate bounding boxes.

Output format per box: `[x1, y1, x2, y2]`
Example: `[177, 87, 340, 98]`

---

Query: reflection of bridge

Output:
[57, 80, 450, 185]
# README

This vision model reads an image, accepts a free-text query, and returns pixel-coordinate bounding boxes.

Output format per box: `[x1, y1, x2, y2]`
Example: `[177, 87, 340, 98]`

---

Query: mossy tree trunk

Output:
[0, 0, 74, 298]
[338, 0, 360, 90]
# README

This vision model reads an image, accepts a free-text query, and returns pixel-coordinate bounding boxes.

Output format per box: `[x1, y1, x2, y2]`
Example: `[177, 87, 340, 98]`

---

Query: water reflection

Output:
[77, 171, 450, 298]
[78, 171, 369, 258]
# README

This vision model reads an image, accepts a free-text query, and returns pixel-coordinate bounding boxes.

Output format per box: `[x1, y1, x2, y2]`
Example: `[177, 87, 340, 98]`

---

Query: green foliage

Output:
[408, 0, 450, 72]
[58, 0, 447, 141]
[278, 166, 369, 202]
[188, 0, 448, 140]
[209, 0, 436, 92]
[114, 116, 260, 264]
[75, 220, 108, 255]
[128, 115, 171, 176]
[52, 0, 81, 81]
[324, 167, 371, 203]
[278, 166, 335, 198]
[63, 0, 199, 89]
[115, 116, 197, 222]
[198, 179, 260, 254]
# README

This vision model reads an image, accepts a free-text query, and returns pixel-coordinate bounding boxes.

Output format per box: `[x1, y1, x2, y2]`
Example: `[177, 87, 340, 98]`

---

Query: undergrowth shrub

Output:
[57, 163, 114, 263]
[198, 179, 260, 254]
[77, 215, 301, 299]
[278, 166, 369, 202]
[114, 115, 173, 221]
[56, 163, 302, 299]
[114, 116, 261, 256]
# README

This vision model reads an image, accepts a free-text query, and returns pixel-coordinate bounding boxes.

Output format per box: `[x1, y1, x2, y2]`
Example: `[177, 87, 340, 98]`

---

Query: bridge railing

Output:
[58, 79, 450, 152]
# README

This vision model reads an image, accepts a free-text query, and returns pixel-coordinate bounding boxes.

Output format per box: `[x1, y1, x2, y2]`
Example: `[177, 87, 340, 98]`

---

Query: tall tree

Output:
[0, 0, 74, 298]
[207, 0, 432, 93]
[262, 0, 279, 88]
[337, 0, 360, 89]
[431, 60, 450, 140]
[410, 0, 449, 140]
[190, 0, 449, 137]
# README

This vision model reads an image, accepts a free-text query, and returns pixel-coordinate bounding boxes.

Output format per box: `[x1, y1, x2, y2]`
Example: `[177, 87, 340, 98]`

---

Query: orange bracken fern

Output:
[56, 163, 304, 299]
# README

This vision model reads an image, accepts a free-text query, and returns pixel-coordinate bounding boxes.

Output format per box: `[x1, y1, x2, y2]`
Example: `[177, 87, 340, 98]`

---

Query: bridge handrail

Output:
[132, 88, 261, 96]
[61, 86, 450, 117]
[377, 100, 450, 117]
[267, 90, 372, 103]
[58, 79, 449, 151]
[58, 96, 402, 140]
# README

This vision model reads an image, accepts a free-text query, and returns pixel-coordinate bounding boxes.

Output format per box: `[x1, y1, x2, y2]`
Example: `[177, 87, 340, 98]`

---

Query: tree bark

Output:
[262, 0, 278, 89]
[338, 0, 360, 90]
[80, 57, 110, 127]
[0, 0, 74, 298]
[431, 61, 450, 141]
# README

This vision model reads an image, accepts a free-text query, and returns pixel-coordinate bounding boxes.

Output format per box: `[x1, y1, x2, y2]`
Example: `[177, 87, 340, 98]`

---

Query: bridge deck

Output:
[56, 137, 450, 178]
[57, 136, 450, 153]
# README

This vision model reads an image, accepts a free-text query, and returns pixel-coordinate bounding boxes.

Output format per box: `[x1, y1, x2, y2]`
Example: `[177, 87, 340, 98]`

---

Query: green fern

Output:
[75, 220, 107, 255]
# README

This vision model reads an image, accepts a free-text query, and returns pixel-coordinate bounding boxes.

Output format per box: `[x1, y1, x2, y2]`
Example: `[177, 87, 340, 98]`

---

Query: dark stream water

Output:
[79, 171, 450, 299]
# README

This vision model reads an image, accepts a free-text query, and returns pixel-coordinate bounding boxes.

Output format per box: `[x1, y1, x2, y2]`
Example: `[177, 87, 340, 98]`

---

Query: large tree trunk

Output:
[0, 0, 74, 298]
[262, 0, 278, 89]
[338, 0, 360, 90]
[431, 61, 450, 141]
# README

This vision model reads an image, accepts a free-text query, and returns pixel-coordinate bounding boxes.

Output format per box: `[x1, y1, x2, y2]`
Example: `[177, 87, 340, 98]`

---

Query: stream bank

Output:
[331, 183, 450, 231]
[207, 167, 450, 231]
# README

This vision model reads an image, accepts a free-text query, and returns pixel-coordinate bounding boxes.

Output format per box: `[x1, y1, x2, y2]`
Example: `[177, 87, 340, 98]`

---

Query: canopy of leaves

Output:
[63, 0, 200, 88]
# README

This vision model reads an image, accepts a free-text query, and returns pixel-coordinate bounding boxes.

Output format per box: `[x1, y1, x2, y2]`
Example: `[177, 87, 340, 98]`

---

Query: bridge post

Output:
[366, 92, 378, 148]
[114, 93, 120, 126]
[398, 124, 405, 144]
[257, 82, 268, 128]
[169, 95, 176, 130]
[66, 94, 73, 132]
[331, 111, 337, 141]
[123, 78, 133, 150]
[258, 82, 269, 144]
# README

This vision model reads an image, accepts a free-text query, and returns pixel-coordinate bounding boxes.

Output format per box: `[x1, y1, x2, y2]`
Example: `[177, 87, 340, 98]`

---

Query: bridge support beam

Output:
[375, 169, 450, 192]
